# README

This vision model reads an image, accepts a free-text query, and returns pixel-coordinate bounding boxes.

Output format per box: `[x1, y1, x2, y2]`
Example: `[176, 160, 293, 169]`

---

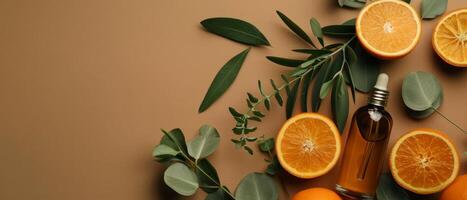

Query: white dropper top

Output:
[374, 73, 389, 91]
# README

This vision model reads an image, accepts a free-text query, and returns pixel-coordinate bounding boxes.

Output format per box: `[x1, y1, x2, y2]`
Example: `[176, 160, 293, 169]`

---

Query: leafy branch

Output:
[153, 125, 278, 199]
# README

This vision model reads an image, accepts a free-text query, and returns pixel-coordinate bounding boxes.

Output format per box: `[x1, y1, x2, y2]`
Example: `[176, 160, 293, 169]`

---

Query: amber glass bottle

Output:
[336, 73, 393, 199]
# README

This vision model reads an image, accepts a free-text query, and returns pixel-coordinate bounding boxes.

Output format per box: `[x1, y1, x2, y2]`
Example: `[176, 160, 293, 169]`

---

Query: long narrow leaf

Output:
[286, 79, 300, 119]
[201, 18, 270, 46]
[332, 75, 349, 133]
[199, 48, 250, 113]
[266, 56, 304, 67]
[276, 11, 316, 47]
[300, 71, 314, 112]
[311, 52, 343, 111]
[322, 25, 355, 36]
[310, 18, 324, 47]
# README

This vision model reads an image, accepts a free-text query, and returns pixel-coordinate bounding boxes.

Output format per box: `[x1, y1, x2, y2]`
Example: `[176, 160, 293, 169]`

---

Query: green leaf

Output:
[270, 79, 284, 106]
[293, 49, 331, 56]
[312, 52, 343, 111]
[200, 18, 270, 46]
[286, 79, 300, 119]
[229, 107, 243, 118]
[247, 93, 259, 103]
[264, 98, 271, 110]
[258, 80, 266, 97]
[322, 25, 355, 36]
[348, 43, 380, 93]
[187, 125, 220, 159]
[407, 92, 443, 119]
[266, 56, 304, 67]
[344, 46, 356, 102]
[402, 71, 442, 111]
[376, 173, 410, 200]
[402, 0, 411, 3]
[162, 128, 188, 154]
[253, 111, 265, 117]
[206, 186, 235, 200]
[281, 75, 291, 94]
[342, 18, 356, 25]
[243, 146, 254, 155]
[153, 144, 179, 161]
[300, 70, 314, 112]
[310, 18, 324, 47]
[340, 0, 366, 8]
[195, 159, 220, 193]
[258, 138, 274, 152]
[199, 48, 250, 113]
[265, 156, 281, 176]
[164, 163, 199, 196]
[235, 173, 278, 200]
[332, 75, 349, 133]
[421, 0, 447, 19]
[276, 11, 315, 47]
[320, 77, 335, 99]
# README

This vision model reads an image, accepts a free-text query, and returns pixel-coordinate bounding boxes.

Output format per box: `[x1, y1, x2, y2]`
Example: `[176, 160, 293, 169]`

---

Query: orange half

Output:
[276, 113, 341, 179]
[356, 0, 421, 59]
[389, 129, 460, 194]
[433, 9, 467, 67]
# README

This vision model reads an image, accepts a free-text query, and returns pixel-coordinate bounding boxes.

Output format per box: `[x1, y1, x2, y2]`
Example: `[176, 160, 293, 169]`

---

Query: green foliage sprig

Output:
[153, 125, 278, 199]
[228, 12, 381, 154]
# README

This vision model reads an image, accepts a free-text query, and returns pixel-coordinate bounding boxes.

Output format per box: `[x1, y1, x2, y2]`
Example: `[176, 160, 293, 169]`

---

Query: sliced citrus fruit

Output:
[389, 129, 460, 194]
[356, 0, 421, 59]
[433, 9, 467, 67]
[276, 113, 341, 179]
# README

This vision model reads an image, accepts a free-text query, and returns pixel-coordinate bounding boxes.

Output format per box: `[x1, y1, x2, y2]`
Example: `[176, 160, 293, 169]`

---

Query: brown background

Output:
[0, 0, 465, 199]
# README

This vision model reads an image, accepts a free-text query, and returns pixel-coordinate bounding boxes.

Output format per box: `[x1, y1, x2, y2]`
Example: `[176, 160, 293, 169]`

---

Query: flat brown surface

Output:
[0, 0, 465, 199]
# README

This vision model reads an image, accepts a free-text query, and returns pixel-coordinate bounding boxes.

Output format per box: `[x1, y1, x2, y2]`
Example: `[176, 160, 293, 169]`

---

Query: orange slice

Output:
[389, 129, 460, 194]
[432, 9, 467, 67]
[356, 0, 421, 59]
[276, 113, 341, 179]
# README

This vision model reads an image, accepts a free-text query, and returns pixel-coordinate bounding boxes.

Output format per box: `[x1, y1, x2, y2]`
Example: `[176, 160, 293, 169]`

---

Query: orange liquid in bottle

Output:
[336, 105, 392, 199]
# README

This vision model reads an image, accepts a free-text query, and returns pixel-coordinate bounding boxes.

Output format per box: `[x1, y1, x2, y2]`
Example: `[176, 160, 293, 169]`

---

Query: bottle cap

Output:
[368, 73, 390, 107]
[374, 73, 389, 91]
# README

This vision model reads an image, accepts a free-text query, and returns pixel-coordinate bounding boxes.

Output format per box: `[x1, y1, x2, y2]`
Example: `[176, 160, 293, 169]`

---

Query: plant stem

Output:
[432, 107, 466, 134]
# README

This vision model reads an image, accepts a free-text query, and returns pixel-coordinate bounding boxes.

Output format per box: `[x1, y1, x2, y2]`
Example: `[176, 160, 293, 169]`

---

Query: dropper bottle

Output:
[336, 73, 393, 199]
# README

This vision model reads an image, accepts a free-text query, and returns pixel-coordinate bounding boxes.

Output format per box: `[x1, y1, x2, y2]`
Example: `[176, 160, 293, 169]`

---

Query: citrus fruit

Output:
[440, 174, 467, 200]
[356, 0, 421, 59]
[276, 113, 341, 179]
[292, 188, 342, 200]
[432, 9, 467, 67]
[389, 129, 460, 194]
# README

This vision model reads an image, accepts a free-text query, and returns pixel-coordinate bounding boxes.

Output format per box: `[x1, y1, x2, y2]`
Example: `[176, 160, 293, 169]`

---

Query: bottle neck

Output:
[368, 88, 389, 108]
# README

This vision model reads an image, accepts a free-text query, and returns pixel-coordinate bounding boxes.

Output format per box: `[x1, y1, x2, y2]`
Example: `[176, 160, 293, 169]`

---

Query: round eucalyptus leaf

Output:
[153, 144, 179, 160]
[235, 173, 278, 200]
[188, 125, 220, 159]
[164, 163, 199, 196]
[195, 159, 220, 193]
[402, 71, 443, 111]
[407, 91, 443, 119]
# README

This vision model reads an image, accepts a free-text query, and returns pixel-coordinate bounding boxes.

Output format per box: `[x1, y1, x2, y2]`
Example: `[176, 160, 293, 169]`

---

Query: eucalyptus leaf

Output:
[199, 48, 250, 113]
[322, 25, 356, 36]
[266, 56, 304, 67]
[408, 90, 443, 119]
[402, 71, 442, 111]
[286, 79, 300, 119]
[276, 11, 316, 47]
[195, 159, 220, 193]
[206, 186, 235, 200]
[341, 0, 366, 8]
[421, 0, 447, 19]
[376, 173, 410, 200]
[164, 163, 199, 196]
[235, 173, 278, 200]
[162, 128, 188, 154]
[348, 43, 380, 93]
[332, 75, 349, 133]
[153, 144, 179, 160]
[200, 18, 270, 46]
[310, 18, 324, 47]
[188, 125, 220, 159]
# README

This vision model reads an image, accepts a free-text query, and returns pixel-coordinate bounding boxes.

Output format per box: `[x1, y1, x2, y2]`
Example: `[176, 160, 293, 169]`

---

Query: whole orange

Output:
[440, 174, 467, 200]
[291, 188, 342, 200]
